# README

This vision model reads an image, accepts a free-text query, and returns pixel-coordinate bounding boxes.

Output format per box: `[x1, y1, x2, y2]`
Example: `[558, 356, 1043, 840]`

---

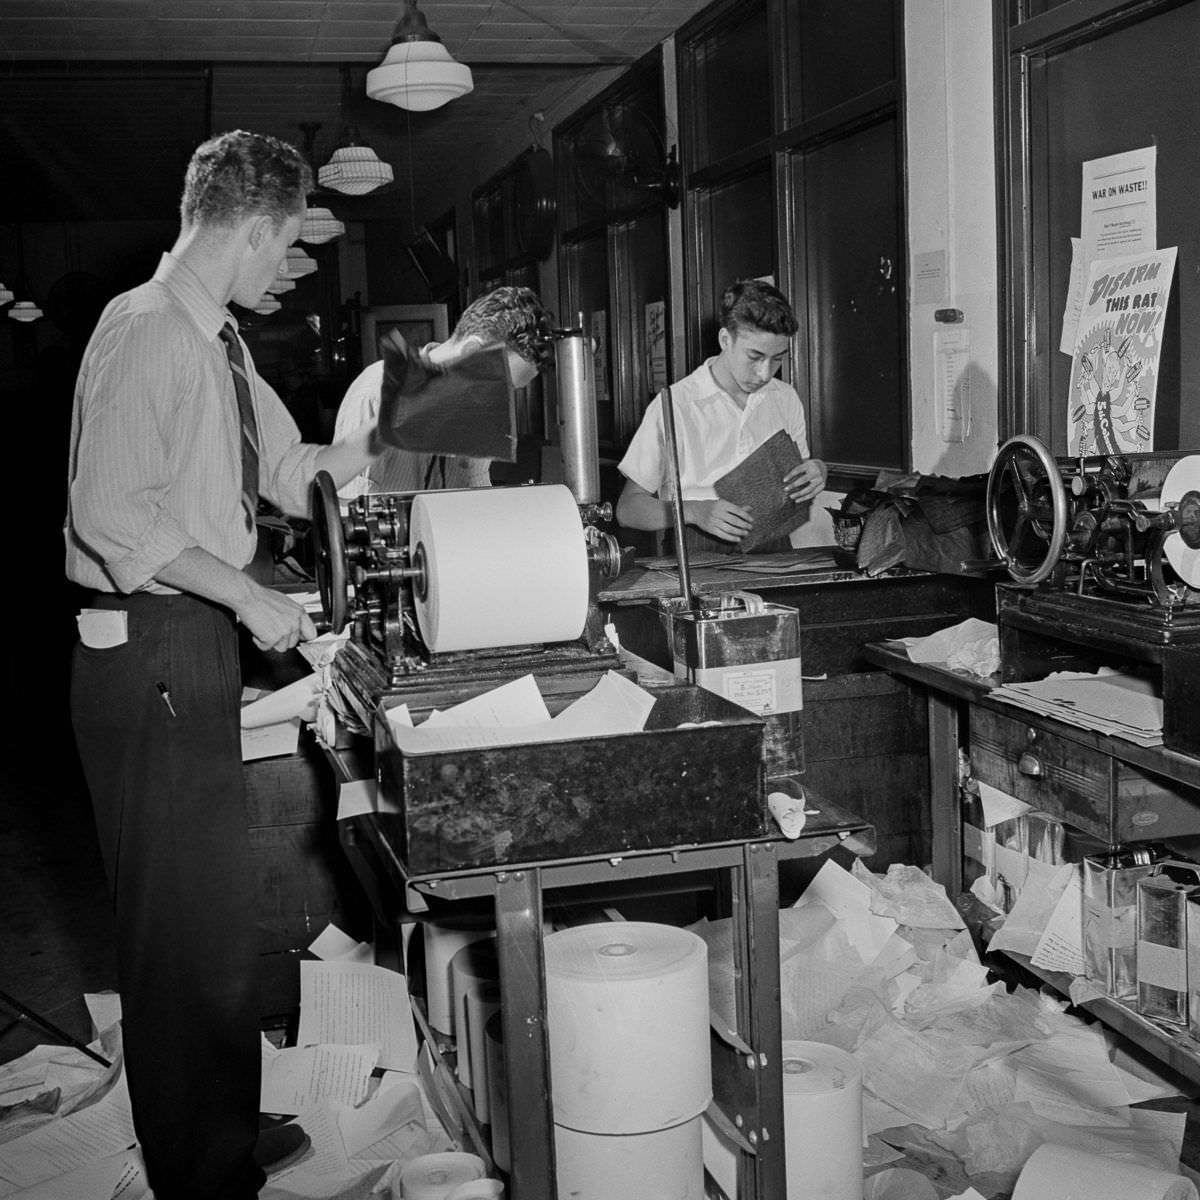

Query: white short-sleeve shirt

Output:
[617, 358, 810, 501]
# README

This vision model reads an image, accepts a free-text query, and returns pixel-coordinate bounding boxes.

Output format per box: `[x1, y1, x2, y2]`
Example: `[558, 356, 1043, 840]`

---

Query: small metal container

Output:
[1083, 844, 1164, 1000]
[665, 594, 804, 780]
[1136, 860, 1200, 1026]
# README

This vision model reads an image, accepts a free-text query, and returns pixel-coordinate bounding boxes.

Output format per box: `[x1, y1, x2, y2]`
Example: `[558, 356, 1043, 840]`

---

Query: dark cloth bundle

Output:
[375, 329, 517, 463]
[853, 470, 991, 577]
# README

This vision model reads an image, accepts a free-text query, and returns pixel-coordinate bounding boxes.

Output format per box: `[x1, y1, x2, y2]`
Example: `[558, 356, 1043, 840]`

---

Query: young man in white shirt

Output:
[616, 278, 826, 553]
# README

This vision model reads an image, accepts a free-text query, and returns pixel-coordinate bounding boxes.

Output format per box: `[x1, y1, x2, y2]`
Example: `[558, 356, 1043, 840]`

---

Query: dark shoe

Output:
[253, 1122, 311, 1176]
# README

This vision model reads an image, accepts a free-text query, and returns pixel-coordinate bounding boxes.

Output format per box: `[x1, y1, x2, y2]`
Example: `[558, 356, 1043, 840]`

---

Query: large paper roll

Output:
[409, 485, 589, 652]
[398, 1152, 486, 1200]
[545, 921, 711, 1134]
[1012, 1142, 1198, 1200]
[450, 940, 500, 1094]
[555, 1117, 704, 1199]
[464, 977, 501, 1124]
[423, 919, 494, 1037]
[445, 1182, 504, 1200]
[484, 1011, 509, 1173]
[781, 1040, 863, 1200]
[1162, 455, 1200, 589]
[426, 919, 494, 1036]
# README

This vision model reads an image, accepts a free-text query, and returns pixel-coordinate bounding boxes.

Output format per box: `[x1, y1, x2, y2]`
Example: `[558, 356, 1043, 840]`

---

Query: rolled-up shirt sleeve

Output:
[69, 312, 199, 592]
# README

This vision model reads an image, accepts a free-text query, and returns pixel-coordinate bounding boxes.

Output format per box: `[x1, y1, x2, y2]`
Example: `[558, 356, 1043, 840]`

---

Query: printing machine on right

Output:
[984, 434, 1200, 758]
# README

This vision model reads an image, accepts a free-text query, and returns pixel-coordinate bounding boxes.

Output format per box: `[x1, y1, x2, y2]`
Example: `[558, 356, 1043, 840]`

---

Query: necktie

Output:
[217, 322, 260, 532]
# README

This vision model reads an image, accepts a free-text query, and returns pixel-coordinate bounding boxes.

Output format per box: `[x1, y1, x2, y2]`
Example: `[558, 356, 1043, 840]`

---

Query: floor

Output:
[7, 592, 1200, 1196]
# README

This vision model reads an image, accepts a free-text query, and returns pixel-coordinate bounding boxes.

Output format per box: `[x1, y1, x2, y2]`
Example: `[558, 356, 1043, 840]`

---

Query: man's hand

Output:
[236, 586, 317, 652]
[783, 458, 827, 504]
[685, 498, 753, 543]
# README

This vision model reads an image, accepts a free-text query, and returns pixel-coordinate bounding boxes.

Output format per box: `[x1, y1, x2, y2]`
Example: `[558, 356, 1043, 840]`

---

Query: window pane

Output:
[787, 0, 895, 122]
[797, 118, 904, 468]
[694, 165, 774, 350]
[682, 3, 770, 171]
[613, 213, 670, 444]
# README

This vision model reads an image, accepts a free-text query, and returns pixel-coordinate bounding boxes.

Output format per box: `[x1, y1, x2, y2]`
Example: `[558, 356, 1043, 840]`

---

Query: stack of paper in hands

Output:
[991, 669, 1163, 747]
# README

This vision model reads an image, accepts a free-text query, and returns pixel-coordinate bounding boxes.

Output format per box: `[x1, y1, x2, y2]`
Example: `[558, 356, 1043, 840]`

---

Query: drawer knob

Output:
[1017, 751, 1043, 778]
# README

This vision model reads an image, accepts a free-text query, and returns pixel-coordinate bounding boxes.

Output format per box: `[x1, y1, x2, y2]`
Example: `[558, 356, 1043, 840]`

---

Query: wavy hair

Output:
[180, 130, 311, 231]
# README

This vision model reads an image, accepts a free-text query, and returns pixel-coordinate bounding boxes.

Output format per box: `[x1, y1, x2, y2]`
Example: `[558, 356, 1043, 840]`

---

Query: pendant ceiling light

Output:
[0, 282, 13, 306]
[8, 300, 43, 322]
[300, 206, 347, 245]
[318, 70, 395, 197]
[266, 276, 297, 295]
[6, 230, 41, 321]
[367, 0, 474, 112]
[318, 136, 394, 196]
[253, 295, 282, 316]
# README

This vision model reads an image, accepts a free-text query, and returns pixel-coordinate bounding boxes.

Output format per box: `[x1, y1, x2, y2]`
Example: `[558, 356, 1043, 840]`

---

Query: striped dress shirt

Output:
[65, 253, 321, 595]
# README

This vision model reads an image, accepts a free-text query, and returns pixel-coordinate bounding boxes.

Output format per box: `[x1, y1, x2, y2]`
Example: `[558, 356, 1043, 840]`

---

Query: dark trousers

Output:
[70, 593, 265, 1200]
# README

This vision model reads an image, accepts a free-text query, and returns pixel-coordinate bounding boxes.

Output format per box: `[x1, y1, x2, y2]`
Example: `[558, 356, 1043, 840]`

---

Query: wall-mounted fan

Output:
[515, 146, 557, 261]
[572, 104, 680, 211]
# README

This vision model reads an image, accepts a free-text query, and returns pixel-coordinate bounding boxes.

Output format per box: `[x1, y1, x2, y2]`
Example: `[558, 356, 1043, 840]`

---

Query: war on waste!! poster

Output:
[1067, 246, 1177, 456]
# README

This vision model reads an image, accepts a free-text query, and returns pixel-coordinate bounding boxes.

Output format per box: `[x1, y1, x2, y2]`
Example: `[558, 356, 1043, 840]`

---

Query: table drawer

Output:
[970, 706, 1200, 844]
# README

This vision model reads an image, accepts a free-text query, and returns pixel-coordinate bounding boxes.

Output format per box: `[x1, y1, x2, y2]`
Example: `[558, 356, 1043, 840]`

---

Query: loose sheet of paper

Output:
[989, 861, 1076, 960]
[296, 962, 418, 1074]
[1030, 867, 1085, 977]
[386, 671, 657, 755]
[261, 1044, 380, 1114]
[793, 859, 899, 964]
[0, 1077, 135, 1195]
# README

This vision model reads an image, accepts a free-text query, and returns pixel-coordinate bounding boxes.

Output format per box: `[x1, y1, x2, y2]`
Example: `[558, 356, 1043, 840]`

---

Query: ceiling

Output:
[0, 0, 709, 225]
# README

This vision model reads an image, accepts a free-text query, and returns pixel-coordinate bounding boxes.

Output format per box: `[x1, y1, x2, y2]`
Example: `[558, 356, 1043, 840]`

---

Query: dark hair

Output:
[454, 286, 554, 370]
[718, 278, 798, 338]
[180, 130, 312, 230]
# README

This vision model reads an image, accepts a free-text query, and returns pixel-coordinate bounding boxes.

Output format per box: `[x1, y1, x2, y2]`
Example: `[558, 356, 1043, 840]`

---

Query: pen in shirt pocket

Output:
[156, 682, 177, 717]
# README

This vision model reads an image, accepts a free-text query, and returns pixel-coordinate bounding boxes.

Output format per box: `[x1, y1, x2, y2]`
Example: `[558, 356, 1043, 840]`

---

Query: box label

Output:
[688, 658, 804, 716]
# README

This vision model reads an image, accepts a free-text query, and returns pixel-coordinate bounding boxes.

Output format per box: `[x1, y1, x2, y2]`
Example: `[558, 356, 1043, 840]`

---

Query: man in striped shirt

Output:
[333, 285, 554, 500]
[65, 130, 381, 1199]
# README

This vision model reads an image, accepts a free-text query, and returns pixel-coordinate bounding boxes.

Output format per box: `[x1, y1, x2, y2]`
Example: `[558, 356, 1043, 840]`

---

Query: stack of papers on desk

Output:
[991, 670, 1163, 747]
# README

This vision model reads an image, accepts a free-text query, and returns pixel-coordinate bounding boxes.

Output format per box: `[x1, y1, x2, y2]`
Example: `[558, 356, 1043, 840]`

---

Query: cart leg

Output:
[494, 869, 555, 1200]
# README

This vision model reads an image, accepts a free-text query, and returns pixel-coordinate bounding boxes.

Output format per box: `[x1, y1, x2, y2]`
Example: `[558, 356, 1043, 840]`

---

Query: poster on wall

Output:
[1061, 146, 1158, 353]
[590, 310, 610, 407]
[1067, 246, 1176, 456]
[645, 299, 667, 395]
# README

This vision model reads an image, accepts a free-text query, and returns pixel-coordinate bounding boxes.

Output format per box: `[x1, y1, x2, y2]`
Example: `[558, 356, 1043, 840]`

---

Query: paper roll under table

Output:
[484, 1010, 509, 1172]
[544, 921, 711, 1134]
[445, 1182, 504, 1200]
[409, 484, 590, 653]
[1012, 1142, 1198, 1200]
[449, 940, 500, 1094]
[464, 977, 501, 1125]
[554, 1116, 704, 1199]
[781, 1040, 863, 1200]
[423, 919, 494, 1037]
[398, 1152, 486, 1200]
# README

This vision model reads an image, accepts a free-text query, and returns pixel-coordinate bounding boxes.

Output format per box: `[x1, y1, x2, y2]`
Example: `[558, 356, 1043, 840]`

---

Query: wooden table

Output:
[863, 637, 1200, 1087]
